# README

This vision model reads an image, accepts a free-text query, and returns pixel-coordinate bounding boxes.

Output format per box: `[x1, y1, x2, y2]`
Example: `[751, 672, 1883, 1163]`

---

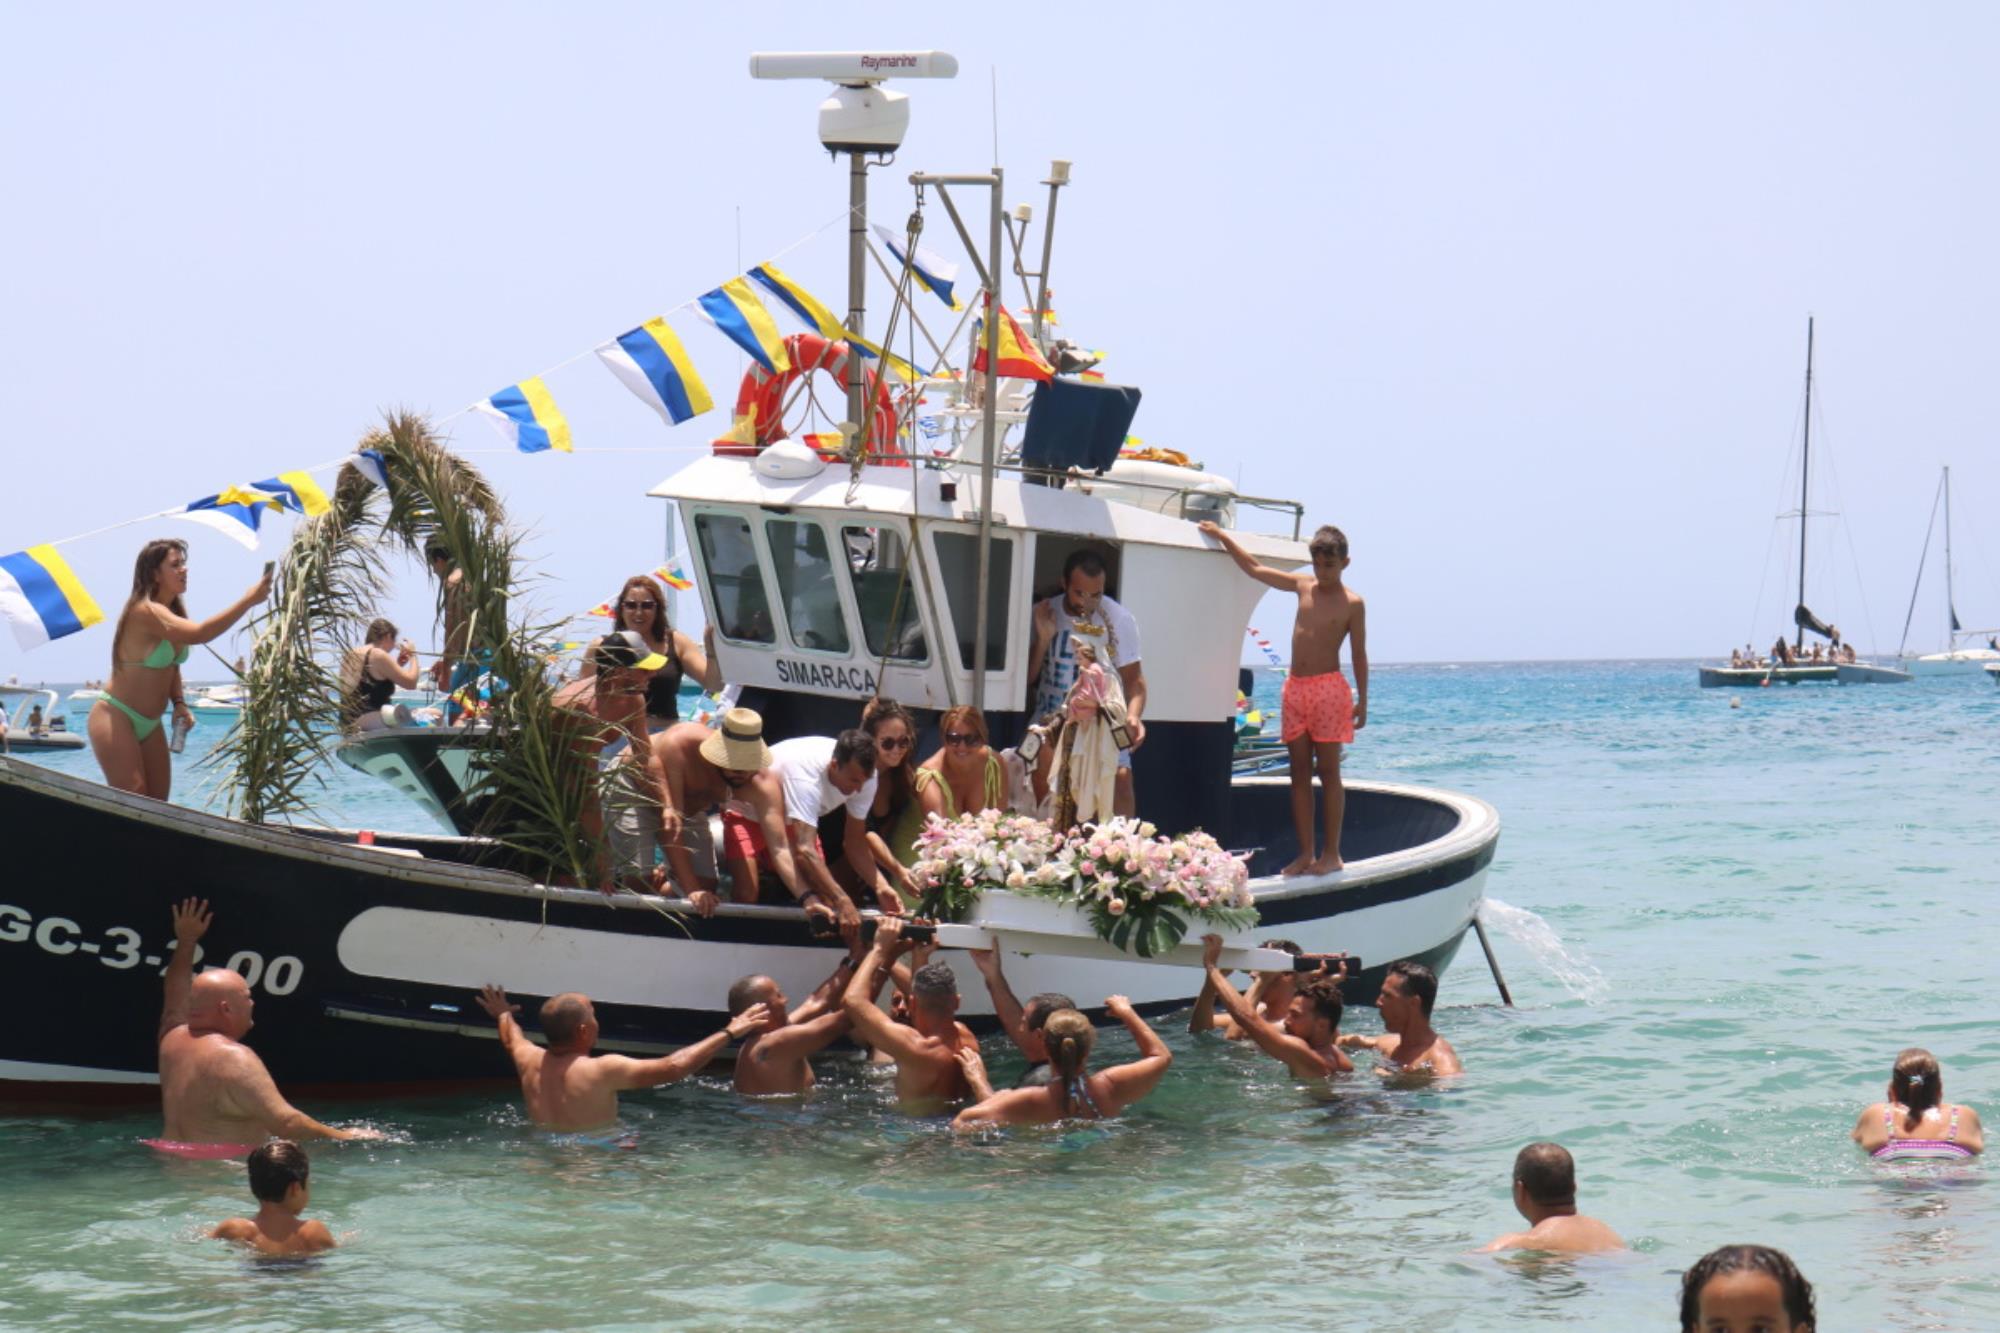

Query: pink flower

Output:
[1080, 860, 1097, 876]
[1107, 898, 1126, 915]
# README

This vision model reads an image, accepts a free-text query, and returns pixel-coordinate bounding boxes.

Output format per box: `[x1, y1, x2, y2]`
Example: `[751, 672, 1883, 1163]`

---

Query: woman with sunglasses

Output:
[581, 574, 723, 731]
[841, 697, 924, 901]
[912, 705, 1012, 826]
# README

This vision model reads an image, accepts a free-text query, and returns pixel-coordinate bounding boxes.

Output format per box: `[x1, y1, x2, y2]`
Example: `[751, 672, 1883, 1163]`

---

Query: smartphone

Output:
[1296, 952, 1358, 976]
[262, 560, 277, 579]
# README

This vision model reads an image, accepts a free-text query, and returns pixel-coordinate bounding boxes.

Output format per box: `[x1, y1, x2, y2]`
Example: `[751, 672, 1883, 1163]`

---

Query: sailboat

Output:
[1699, 319, 1910, 687]
[1896, 466, 2000, 677]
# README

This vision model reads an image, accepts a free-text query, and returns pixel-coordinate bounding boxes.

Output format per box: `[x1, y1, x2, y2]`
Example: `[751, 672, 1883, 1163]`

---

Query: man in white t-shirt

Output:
[1028, 548, 1148, 816]
[758, 730, 903, 941]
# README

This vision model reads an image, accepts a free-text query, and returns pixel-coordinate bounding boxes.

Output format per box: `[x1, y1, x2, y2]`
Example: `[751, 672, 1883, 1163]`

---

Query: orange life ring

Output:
[712, 331, 903, 462]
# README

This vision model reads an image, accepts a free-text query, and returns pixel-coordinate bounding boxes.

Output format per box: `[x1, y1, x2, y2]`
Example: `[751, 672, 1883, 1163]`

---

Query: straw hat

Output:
[700, 707, 772, 770]
[592, 629, 668, 673]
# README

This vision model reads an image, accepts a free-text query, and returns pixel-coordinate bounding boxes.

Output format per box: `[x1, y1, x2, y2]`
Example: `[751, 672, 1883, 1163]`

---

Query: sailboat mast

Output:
[1796, 317, 1814, 652]
[1943, 464, 1955, 644]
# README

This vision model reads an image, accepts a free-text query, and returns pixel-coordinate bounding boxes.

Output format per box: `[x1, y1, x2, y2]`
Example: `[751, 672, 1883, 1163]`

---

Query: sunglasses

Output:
[622, 599, 658, 611]
[943, 732, 982, 748]
[876, 736, 913, 751]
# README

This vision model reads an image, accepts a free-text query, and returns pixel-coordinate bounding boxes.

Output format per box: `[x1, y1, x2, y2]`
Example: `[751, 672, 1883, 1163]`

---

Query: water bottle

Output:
[168, 711, 193, 754]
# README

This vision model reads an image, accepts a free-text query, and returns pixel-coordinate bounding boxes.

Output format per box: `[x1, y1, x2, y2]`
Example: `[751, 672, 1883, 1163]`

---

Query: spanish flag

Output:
[697, 277, 791, 376]
[475, 377, 573, 454]
[0, 545, 103, 650]
[971, 303, 1054, 382]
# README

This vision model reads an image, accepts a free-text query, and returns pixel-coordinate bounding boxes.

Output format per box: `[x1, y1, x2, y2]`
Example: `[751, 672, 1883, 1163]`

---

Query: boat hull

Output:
[0, 758, 1496, 1104]
[1698, 665, 1838, 687]
[1834, 663, 1912, 685]
[1903, 651, 2000, 678]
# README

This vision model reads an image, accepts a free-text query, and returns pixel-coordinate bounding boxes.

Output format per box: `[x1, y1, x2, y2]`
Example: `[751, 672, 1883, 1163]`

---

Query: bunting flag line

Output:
[1246, 626, 1286, 668]
[595, 317, 713, 427]
[351, 448, 390, 490]
[0, 545, 105, 650]
[661, 562, 694, 591]
[174, 484, 289, 550]
[971, 302, 1055, 381]
[748, 262, 917, 382]
[697, 277, 792, 375]
[249, 471, 332, 517]
[872, 225, 961, 310]
[475, 377, 573, 454]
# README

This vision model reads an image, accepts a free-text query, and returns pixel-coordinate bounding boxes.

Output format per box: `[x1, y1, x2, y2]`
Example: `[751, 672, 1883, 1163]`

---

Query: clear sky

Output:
[4, 3, 1998, 683]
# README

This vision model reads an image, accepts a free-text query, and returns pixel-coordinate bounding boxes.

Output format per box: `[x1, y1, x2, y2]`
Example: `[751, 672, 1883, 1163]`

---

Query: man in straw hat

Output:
[648, 706, 848, 934]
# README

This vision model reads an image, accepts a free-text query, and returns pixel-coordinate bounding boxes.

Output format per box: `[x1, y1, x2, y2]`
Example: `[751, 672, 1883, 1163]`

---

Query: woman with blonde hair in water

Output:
[952, 998, 1172, 1130]
[1851, 1047, 1984, 1160]
[88, 539, 269, 800]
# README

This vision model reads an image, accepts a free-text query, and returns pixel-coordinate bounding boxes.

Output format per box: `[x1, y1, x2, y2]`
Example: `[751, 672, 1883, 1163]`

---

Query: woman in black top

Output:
[580, 574, 722, 731]
[343, 618, 421, 729]
[855, 697, 921, 902]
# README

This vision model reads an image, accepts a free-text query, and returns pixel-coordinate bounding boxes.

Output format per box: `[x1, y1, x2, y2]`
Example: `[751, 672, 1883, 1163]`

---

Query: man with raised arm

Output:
[474, 985, 769, 1132]
[966, 947, 1074, 1087]
[1337, 959, 1463, 1078]
[727, 949, 862, 1096]
[1198, 935, 1353, 1079]
[647, 708, 815, 926]
[157, 899, 377, 1150]
[843, 918, 978, 1114]
[1189, 938, 1302, 1041]
[952, 996, 1173, 1130]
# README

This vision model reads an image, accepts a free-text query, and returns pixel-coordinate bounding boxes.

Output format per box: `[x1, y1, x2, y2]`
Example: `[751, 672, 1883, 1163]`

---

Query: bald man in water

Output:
[157, 899, 376, 1148]
[475, 985, 770, 1131]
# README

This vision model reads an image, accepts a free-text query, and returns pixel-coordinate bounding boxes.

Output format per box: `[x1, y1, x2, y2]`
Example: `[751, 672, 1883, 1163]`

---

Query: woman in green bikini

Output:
[911, 705, 1014, 825]
[87, 539, 270, 800]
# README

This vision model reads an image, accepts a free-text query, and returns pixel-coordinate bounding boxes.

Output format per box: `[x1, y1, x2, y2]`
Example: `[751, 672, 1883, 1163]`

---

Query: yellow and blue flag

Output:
[0, 545, 104, 650]
[595, 317, 712, 427]
[697, 277, 791, 375]
[746, 263, 917, 381]
[872, 224, 961, 310]
[475, 376, 573, 454]
[248, 471, 331, 517]
[175, 483, 288, 550]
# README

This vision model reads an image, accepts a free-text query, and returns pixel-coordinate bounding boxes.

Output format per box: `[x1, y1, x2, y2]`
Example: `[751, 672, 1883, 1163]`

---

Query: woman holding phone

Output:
[88, 539, 270, 800]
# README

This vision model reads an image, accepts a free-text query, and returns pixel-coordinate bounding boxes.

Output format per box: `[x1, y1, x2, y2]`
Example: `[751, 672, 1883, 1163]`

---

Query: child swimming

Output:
[211, 1140, 337, 1256]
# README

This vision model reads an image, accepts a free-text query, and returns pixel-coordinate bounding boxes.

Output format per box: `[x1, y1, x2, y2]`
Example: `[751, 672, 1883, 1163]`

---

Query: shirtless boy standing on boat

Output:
[1338, 960, 1463, 1078]
[1199, 521, 1366, 875]
[728, 950, 861, 1096]
[474, 985, 769, 1132]
[157, 900, 377, 1150]
[1198, 935, 1353, 1079]
[843, 918, 979, 1114]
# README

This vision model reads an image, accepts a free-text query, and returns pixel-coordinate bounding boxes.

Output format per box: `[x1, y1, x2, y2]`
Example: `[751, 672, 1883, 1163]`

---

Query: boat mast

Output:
[1944, 464, 1955, 645]
[1796, 317, 1814, 653]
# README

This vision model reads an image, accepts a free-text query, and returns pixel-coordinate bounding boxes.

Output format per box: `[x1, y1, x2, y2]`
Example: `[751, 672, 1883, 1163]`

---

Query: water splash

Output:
[1478, 898, 1608, 1003]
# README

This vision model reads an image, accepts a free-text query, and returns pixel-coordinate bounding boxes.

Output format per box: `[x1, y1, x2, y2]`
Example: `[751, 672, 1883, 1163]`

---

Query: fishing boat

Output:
[1895, 467, 2000, 678]
[0, 688, 83, 751]
[1699, 319, 1909, 688]
[0, 52, 1499, 1103]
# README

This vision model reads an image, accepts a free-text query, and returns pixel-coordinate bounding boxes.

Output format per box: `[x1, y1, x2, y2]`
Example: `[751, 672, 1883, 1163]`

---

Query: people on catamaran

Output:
[1195, 934, 1351, 1079]
[1850, 1047, 1984, 1160]
[1189, 938, 1302, 1041]
[579, 573, 721, 732]
[473, 984, 768, 1133]
[842, 918, 980, 1114]
[153, 900, 378, 1154]
[1678, 1244, 1816, 1333]
[88, 538, 268, 800]
[645, 708, 800, 922]
[912, 705, 1016, 825]
[1200, 520, 1368, 875]
[766, 729, 904, 940]
[966, 948, 1076, 1088]
[1337, 959, 1463, 1078]
[1027, 547, 1148, 817]
[852, 697, 922, 894]
[211, 1141, 338, 1255]
[727, 950, 862, 1096]
[552, 631, 669, 892]
[341, 618, 422, 730]
[1476, 1142, 1626, 1254]
[953, 999, 1172, 1131]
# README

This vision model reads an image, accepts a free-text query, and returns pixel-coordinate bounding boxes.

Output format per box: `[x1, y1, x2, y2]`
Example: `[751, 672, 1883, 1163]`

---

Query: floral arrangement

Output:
[908, 813, 1257, 958]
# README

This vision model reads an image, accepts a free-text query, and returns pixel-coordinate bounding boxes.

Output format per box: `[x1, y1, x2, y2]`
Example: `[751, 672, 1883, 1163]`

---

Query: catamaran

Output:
[1895, 466, 1999, 677]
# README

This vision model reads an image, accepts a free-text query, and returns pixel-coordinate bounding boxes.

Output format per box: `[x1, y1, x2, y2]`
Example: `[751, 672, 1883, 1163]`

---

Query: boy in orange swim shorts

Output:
[1200, 520, 1368, 875]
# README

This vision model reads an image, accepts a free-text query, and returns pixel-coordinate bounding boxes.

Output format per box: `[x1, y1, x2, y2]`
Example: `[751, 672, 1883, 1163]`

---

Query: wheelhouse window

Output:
[841, 525, 928, 663]
[765, 518, 851, 655]
[693, 512, 774, 644]
[933, 531, 1013, 672]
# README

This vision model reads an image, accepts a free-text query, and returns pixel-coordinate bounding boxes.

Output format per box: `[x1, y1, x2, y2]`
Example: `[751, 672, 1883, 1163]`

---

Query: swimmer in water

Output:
[211, 1140, 336, 1256]
[475, 985, 770, 1132]
[729, 949, 863, 1096]
[843, 918, 979, 1114]
[157, 900, 379, 1152]
[1677, 1244, 1816, 1333]
[952, 998, 1172, 1131]
[1336, 959, 1463, 1078]
[1188, 938, 1301, 1041]
[1197, 934, 1351, 1079]
[1476, 1142, 1625, 1254]
[965, 947, 1075, 1087]
[1850, 1047, 1984, 1160]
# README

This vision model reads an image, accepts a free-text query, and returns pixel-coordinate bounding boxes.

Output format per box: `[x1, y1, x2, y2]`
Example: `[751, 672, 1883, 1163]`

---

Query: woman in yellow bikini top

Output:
[911, 705, 1012, 826]
[86, 538, 270, 801]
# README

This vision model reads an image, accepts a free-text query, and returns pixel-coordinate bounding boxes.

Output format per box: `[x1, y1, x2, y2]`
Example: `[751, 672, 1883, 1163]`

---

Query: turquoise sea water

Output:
[5, 662, 2000, 1330]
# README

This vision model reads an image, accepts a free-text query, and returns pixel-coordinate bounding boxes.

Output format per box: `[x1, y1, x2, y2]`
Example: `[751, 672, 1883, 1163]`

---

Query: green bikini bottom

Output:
[101, 693, 164, 742]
